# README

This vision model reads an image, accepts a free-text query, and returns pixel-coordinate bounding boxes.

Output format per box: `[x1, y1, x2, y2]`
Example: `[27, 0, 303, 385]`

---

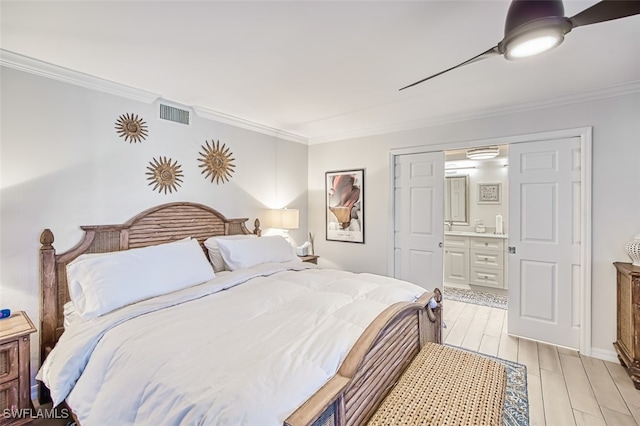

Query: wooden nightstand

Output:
[299, 255, 319, 265]
[614, 262, 640, 389]
[1, 311, 36, 425]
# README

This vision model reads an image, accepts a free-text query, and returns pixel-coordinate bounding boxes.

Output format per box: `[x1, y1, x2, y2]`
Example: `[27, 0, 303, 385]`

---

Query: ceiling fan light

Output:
[505, 30, 564, 59]
[466, 147, 500, 160]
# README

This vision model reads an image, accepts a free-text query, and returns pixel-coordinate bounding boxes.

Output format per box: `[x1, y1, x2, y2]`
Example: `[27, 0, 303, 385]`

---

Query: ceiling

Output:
[1, 1, 639, 144]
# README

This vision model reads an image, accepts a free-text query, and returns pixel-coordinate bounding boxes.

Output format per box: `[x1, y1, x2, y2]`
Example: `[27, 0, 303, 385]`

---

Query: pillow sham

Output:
[216, 235, 298, 270]
[67, 237, 214, 320]
[204, 234, 257, 272]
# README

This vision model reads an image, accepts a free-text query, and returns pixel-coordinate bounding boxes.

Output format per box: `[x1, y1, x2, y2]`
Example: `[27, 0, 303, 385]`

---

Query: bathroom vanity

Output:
[444, 231, 508, 291]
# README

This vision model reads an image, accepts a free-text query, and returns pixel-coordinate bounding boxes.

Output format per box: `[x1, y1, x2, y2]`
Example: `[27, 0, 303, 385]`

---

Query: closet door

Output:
[508, 137, 581, 349]
[393, 152, 444, 290]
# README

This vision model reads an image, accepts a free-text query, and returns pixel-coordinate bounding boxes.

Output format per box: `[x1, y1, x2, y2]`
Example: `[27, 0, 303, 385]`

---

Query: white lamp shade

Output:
[269, 208, 299, 229]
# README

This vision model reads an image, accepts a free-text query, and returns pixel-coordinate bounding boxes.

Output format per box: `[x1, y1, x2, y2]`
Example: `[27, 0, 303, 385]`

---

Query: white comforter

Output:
[38, 261, 426, 426]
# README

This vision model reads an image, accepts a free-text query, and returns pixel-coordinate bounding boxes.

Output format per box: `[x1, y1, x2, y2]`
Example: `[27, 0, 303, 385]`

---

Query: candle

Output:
[496, 215, 503, 234]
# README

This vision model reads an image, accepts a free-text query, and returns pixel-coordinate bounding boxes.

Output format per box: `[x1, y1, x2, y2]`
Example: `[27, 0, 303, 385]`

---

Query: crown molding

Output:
[308, 80, 640, 144]
[0, 49, 309, 144]
[0, 49, 160, 103]
[4, 49, 637, 146]
[192, 106, 307, 144]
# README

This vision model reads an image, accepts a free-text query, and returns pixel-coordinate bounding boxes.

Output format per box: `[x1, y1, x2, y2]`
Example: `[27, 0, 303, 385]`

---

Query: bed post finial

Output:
[254, 218, 262, 236]
[40, 228, 54, 249]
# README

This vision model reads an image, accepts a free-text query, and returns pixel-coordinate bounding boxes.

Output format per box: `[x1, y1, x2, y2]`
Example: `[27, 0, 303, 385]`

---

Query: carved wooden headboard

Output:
[38, 202, 260, 365]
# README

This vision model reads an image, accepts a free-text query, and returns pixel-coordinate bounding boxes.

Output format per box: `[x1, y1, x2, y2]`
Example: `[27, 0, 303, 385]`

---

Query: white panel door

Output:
[393, 152, 444, 290]
[508, 137, 581, 349]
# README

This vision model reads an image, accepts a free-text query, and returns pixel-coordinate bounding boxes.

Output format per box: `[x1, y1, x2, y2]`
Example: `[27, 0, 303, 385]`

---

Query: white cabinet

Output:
[444, 234, 508, 290]
[444, 236, 469, 285]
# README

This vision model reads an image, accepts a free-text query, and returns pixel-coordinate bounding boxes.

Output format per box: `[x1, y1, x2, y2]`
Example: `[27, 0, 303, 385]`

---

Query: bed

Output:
[37, 202, 442, 426]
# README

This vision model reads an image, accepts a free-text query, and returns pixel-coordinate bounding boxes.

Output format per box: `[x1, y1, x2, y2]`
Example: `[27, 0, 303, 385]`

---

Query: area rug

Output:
[448, 345, 529, 426]
[443, 286, 508, 310]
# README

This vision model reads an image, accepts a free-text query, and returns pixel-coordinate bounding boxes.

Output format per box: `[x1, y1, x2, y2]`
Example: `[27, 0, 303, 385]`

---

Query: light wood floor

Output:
[443, 299, 640, 426]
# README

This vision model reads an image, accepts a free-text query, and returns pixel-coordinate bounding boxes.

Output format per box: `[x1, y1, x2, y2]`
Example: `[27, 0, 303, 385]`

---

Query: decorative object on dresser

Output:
[145, 156, 184, 194]
[0, 311, 36, 425]
[625, 234, 640, 266]
[114, 113, 148, 143]
[197, 140, 235, 184]
[613, 262, 640, 389]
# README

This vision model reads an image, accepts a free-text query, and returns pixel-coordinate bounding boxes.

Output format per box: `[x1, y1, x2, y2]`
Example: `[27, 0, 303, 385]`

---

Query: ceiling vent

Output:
[158, 102, 190, 125]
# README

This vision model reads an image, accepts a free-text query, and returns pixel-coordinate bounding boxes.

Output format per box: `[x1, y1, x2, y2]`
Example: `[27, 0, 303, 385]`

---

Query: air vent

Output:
[158, 103, 190, 125]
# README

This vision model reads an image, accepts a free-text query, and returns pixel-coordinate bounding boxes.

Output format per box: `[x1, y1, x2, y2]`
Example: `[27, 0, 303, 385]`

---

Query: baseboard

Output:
[589, 347, 619, 363]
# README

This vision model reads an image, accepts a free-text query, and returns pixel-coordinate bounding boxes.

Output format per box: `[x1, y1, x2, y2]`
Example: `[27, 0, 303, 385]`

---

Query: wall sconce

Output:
[267, 208, 299, 243]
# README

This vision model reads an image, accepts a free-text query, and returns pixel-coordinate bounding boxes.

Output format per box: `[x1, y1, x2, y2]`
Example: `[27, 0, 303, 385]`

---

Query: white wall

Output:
[0, 66, 309, 383]
[446, 158, 509, 233]
[308, 92, 640, 358]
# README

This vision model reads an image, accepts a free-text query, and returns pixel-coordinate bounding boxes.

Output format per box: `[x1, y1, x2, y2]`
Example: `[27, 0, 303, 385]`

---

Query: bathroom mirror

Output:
[445, 176, 469, 225]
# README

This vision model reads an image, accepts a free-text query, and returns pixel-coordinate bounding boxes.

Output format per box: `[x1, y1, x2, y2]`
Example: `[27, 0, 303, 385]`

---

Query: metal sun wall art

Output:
[115, 113, 148, 143]
[198, 140, 236, 184]
[146, 156, 184, 194]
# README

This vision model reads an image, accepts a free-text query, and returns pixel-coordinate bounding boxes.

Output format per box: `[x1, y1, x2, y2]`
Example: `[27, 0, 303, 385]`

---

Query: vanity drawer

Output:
[470, 267, 504, 288]
[444, 236, 469, 249]
[470, 237, 503, 251]
[470, 249, 504, 269]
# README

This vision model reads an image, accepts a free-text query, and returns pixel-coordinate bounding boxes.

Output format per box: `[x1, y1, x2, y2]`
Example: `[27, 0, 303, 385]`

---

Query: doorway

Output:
[443, 145, 509, 296]
[389, 127, 592, 354]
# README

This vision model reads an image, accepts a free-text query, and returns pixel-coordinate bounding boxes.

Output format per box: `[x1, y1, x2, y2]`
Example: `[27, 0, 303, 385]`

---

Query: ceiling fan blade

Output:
[399, 46, 500, 91]
[569, 0, 640, 29]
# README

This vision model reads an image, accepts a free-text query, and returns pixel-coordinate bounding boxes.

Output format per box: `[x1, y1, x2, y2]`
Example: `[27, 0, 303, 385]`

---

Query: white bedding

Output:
[38, 261, 426, 426]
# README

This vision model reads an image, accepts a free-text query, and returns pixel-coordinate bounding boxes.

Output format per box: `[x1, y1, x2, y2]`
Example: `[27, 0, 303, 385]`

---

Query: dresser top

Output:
[615, 262, 640, 277]
[0, 311, 36, 343]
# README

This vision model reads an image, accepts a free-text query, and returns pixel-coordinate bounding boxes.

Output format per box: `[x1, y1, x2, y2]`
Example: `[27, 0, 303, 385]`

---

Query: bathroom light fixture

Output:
[466, 147, 500, 160]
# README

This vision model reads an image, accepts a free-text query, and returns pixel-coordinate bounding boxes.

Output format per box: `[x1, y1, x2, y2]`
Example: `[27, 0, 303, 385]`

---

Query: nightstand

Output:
[1, 311, 36, 425]
[299, 255, 319, 265]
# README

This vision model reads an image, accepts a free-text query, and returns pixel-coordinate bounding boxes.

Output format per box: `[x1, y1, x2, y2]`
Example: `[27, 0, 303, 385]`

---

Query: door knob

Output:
[439, 242, 443, 248]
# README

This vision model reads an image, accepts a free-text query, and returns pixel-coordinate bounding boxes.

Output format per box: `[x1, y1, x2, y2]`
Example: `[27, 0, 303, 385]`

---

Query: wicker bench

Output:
[367, 342, 507, 426]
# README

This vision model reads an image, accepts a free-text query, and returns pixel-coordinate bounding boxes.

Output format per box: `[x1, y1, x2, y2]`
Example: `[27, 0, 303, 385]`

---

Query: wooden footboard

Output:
[284, 288, 442, 426]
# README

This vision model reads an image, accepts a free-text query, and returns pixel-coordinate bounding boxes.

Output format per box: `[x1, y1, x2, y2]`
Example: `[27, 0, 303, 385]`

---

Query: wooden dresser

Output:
[0, 311, 36, 425]
[613, 262, 640, 390]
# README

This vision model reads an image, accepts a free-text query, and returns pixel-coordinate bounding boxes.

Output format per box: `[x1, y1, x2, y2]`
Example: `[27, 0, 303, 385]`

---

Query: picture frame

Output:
[326, 169, 364, 243]
[478, 183, 501, 204]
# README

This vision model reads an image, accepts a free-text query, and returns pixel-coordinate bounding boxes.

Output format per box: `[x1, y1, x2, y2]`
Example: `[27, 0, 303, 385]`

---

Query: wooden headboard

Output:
[38, 202, 260, 365]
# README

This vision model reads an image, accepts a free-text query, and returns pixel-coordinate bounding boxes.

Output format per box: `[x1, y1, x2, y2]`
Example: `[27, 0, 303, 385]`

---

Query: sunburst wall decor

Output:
[197, 140, 236, 184]
[115, 113, 148, 143]
[146, 156, 184, 194]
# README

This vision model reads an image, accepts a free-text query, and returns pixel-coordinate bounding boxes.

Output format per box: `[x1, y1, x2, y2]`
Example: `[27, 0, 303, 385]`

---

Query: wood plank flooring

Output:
[443, 299, 640, 426]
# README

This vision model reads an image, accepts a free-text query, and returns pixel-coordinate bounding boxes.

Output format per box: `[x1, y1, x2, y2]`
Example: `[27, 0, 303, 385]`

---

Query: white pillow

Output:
[216, 235, 297, 270]
[204, 234, 257, 272]
[62, 301, 82, 328]
[67, 238, 214, 320]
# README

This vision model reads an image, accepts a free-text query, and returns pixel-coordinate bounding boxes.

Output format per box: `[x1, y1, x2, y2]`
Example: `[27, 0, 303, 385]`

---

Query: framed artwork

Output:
[478, 183, 501, 204]
[326, 169, 364, 243]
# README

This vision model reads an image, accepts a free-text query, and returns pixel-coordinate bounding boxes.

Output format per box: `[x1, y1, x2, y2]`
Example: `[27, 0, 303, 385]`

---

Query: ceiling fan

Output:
[399, 0, 640, 91]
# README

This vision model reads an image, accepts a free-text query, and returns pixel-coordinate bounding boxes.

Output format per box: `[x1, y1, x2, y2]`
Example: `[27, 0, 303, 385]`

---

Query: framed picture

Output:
[326, 169, 364, 243]
[478, 183, 501, 204]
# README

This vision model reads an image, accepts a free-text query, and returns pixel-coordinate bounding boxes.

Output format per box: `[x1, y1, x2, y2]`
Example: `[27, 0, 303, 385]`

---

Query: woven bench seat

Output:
[367, 342, 507, 426]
